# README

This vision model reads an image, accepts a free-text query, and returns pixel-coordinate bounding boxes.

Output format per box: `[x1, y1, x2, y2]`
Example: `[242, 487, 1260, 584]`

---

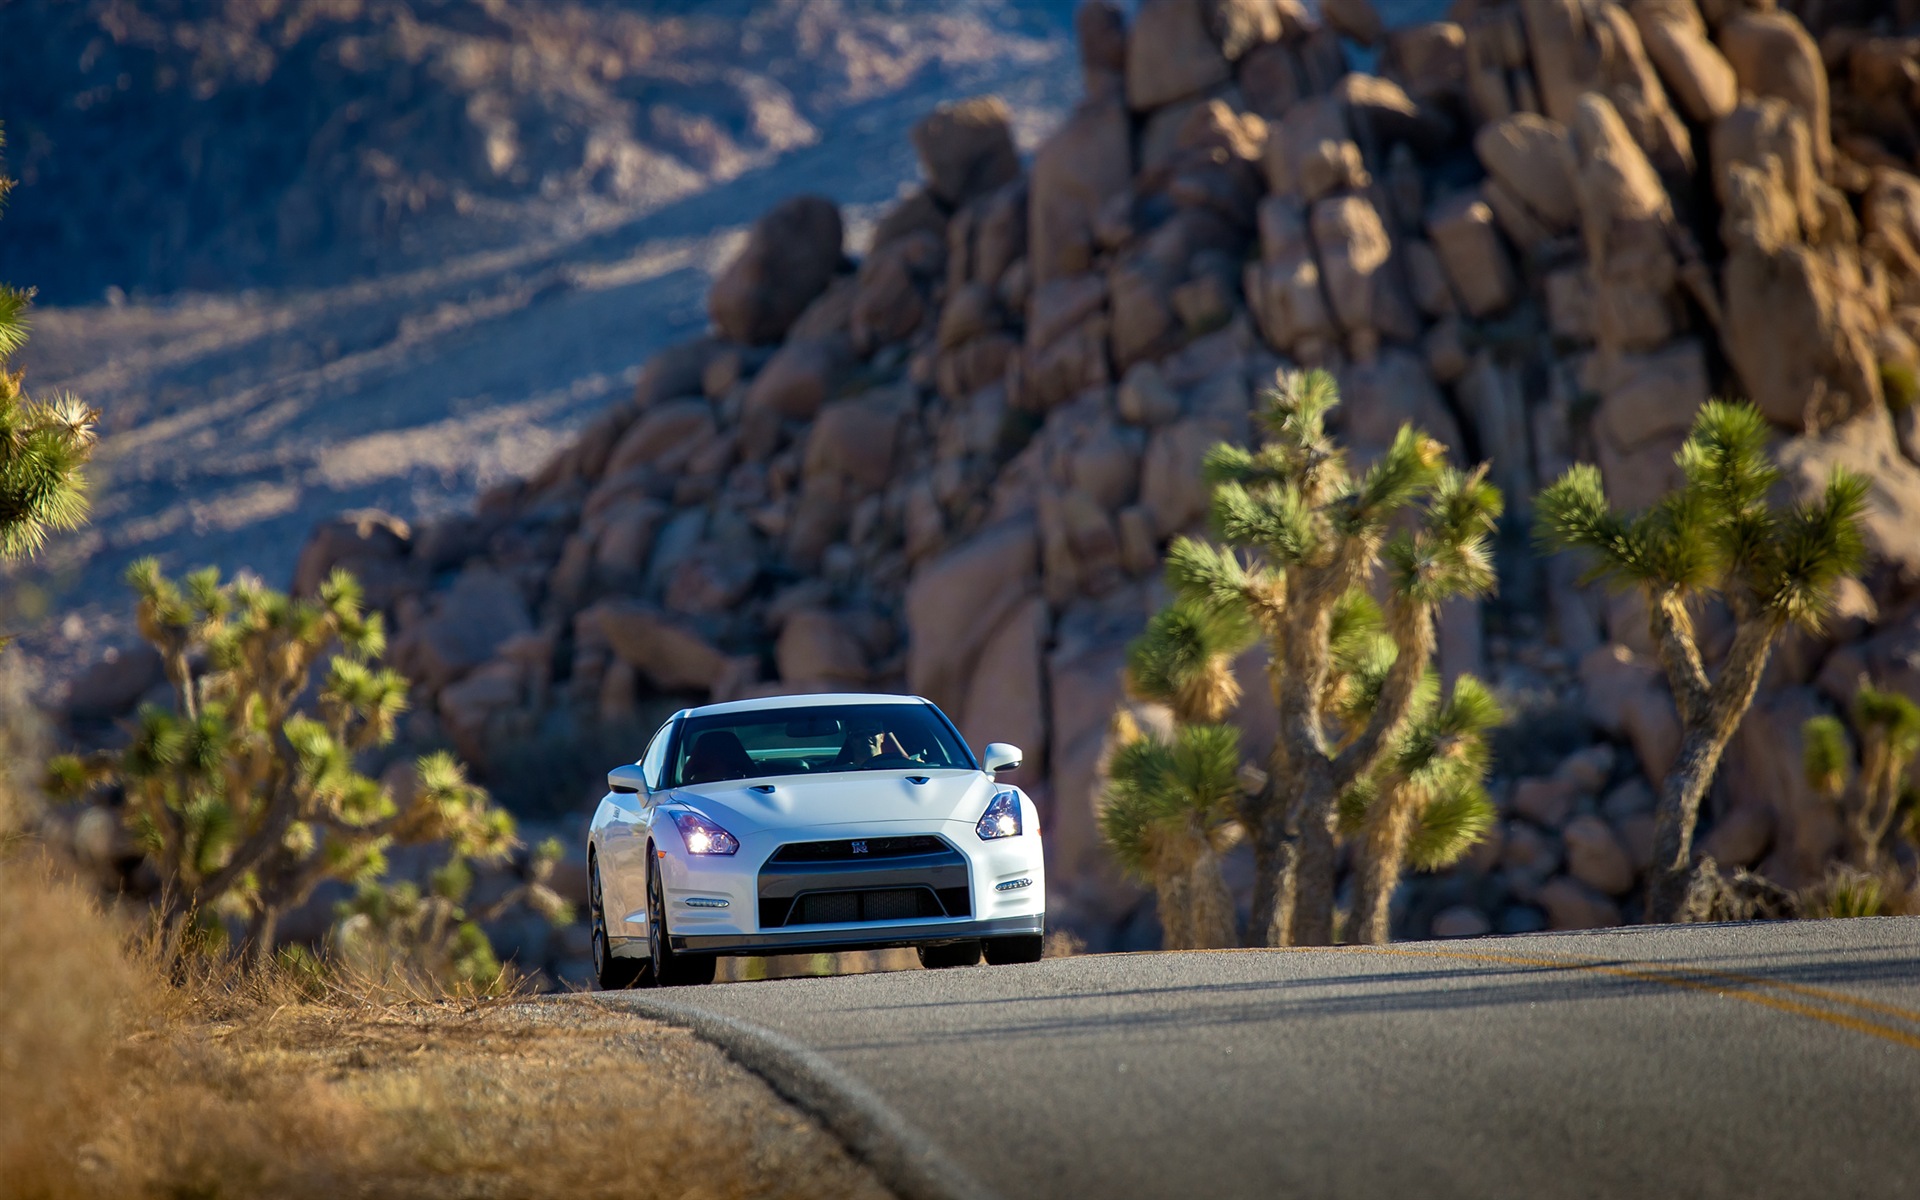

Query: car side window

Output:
[639, 719, 676, 792]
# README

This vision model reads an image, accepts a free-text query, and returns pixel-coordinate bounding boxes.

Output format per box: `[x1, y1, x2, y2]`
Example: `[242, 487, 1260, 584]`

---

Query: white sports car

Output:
[585, 693, 1046, 988]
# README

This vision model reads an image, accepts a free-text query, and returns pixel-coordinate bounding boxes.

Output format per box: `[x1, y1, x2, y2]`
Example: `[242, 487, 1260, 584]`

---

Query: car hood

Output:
[663, 768, 1001, 835]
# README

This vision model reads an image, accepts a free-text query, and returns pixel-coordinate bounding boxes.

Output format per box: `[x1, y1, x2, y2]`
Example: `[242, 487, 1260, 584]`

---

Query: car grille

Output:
[769, 835, 949, 862]
[761, 885, 971, 929]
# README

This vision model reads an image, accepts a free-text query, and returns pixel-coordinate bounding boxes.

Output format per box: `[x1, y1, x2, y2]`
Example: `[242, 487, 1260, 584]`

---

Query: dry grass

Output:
[0, 860, 889, 1200]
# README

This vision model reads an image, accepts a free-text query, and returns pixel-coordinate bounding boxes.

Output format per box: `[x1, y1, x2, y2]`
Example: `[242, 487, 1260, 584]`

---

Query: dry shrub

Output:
[0, 857, 883, 1199]
[0, 859, 136, 1198]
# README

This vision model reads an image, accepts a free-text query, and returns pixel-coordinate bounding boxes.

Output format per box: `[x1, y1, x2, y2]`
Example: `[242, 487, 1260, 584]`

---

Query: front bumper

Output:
[624, 816, 1045, 956]
[671, 913, 1044, 956]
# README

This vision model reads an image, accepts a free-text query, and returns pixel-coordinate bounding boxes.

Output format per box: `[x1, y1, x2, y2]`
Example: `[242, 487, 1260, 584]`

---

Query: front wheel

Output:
[983, 934, 1044, 965]
[591, 860, 649, 990]
[917, 940, 983, 969]
[647, 853, 716, 987]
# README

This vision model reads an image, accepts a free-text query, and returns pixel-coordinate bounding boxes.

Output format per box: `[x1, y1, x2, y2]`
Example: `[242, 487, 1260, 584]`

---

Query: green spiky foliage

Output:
[1164, 368, 1501, 946]
[1099, 718, 1244, 949]
[47, 563, 556, 972]
[1802, 684, 1920, 872]
[1124, 600, 1256, 725]
[1536, 400, 1869, 922]
[1340, 673, 1501, 944]
[0, 124, 99, 574]
[334, 835, 572, 994]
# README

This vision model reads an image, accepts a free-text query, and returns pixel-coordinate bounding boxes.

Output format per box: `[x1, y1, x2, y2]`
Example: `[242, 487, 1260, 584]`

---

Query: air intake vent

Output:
[770, 835, 948, 862]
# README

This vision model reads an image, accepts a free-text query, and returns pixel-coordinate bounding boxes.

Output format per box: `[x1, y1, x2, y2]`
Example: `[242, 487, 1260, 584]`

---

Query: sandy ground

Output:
[8, 44, 1073, 698]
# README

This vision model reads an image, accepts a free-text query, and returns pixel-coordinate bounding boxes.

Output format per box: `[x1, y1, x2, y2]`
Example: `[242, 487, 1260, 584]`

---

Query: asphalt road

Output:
[592, 919, 1920, 1200]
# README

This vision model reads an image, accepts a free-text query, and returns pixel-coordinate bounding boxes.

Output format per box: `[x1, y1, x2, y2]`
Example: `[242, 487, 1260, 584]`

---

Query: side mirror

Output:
[981, 742, 1023, 774]
[607, 764, 648, 796]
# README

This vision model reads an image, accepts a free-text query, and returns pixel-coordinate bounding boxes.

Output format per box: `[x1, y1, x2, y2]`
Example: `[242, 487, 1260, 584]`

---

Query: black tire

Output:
[917, 940, 983, 969]
[648, 853, 717, 987]
[591, 858, 649, 990]
[983, 934, 1045, 965]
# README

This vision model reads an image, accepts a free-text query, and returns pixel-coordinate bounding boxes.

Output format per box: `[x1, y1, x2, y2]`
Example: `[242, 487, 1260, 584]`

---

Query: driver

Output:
[830, 714, 909, 768]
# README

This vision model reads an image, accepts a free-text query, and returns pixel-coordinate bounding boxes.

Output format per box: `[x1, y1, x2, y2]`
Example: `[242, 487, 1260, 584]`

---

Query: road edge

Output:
[581, 990, 999, 1200]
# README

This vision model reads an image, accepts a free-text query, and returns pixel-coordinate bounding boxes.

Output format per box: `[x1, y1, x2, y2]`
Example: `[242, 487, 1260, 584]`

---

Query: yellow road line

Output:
[1349, 944, 1920, 1053]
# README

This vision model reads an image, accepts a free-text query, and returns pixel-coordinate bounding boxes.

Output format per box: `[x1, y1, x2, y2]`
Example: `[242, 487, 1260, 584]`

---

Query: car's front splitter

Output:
[669, 914, 1043, 957]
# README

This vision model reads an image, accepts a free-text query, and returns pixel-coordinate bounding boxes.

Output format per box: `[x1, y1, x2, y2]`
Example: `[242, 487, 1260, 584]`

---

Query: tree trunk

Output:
[1648, 618, 1778, 923]
[1154, 869, 1194, 950]
[1188, 847, 1240, 949]
[1288, 783, 1340, 946]
[1245, 816, 1294, 947]
[1350, 789, 1415, 945]
[246, 905, 283, 970]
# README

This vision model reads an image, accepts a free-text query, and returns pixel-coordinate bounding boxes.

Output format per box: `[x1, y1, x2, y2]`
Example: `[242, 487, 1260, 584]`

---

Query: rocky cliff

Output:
[153, 0, 1920, 947]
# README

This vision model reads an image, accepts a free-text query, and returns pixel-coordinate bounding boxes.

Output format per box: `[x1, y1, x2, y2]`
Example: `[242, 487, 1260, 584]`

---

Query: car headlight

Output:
[975, 791, 1022, 840]
[671, 811, 739, 856]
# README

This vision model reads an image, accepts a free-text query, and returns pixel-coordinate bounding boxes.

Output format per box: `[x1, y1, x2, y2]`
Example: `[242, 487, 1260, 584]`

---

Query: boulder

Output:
[1570, 94, 1681, 353]
[1126, 0, 1232, 111]
[1310, 192, 1411, 359]
[871, 187, 950, 254]
[1028, 273, 1111, 352]
[1336, 74, 1450, 159]
[1247, 194, 1338, 359]
[707, 195, 844, 345]
[580, 601, 729, 693]
[1513, 777, 1578, 828]
[1775, 407, 1920, 597]
[1537, 876, 1625, 930]
[1387, 22, 1468, 105]
[1562, 813, 1637, 896]
[1140, 417, 1230, 537]
[1030, 98, 1133, 282]
[1474, 114, 1579, 232]
[1629, 0, 1736, 123]
[1589, 338, 1709, 463]
[1698, 804, 1774, 871]
[804, 393, 906, 494]
[911, 96, 1020, 209]
[408, 568, 533, 693]
[1263, 97, 1367, 202]
[850, 232, 937, 354]
[65, 642, 165, 721]
[905, 520, 1041, 717]
[1237, 41, 1305, 120]
[292, 508, 416, 608]
[1337, 349, 1463, 458]
[1720, 686, 1843, 889]
[959, 595, 1052, 789]
[1426, 190, 1517, 318]
[1579, 642, 1663, 738]
[604, 398, 719, 478]
[776, 610, 871, 686]
[1321, 0, 1384, 48]
[438, 661, 523, 766]
[1718, 10, 1830, 173]
[1107, 258, 1181, 369]
[1078, 0, 1129, 99]
[740, 335, 855, 458]
[591, 497, 670, 580]
[1522, 0, 1691, 176]
[1117, 361, 1184, 427]
[1720, 163, 1883, 434]
[1427, 905, 1492, 940]
[633, 336, 725, 409]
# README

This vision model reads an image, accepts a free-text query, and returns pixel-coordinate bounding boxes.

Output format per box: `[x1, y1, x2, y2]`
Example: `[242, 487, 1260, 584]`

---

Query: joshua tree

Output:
[1342, 671, 1501, 944]
[1536, 401, 1869, 922]
[1166, 368, 1501, 946]
[1803, 683, 1920, 872]
[334, 839, 571, 993]
[0, 124, 97, 576]
[1099, 716, 1243, 949]
[48, 562, 545, 966]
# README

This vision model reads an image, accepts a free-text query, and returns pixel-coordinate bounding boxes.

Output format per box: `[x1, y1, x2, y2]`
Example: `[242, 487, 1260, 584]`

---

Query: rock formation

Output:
[86, 0, 1920, 948]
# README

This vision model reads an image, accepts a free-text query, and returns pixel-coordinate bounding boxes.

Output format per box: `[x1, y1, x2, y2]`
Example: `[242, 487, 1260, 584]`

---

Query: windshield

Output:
[667, 703, 975, 786]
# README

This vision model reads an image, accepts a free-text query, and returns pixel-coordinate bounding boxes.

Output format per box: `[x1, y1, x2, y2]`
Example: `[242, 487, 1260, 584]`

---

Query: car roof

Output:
[678, 692, 936, 720]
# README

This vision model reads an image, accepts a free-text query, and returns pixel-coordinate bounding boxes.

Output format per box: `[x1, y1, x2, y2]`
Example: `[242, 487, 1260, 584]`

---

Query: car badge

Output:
[851, 840, 868, 854]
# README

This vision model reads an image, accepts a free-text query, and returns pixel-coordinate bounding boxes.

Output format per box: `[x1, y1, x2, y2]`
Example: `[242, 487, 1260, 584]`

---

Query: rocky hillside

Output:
[58, 0, 1920, 956]
[0, 0, 1073, 301]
